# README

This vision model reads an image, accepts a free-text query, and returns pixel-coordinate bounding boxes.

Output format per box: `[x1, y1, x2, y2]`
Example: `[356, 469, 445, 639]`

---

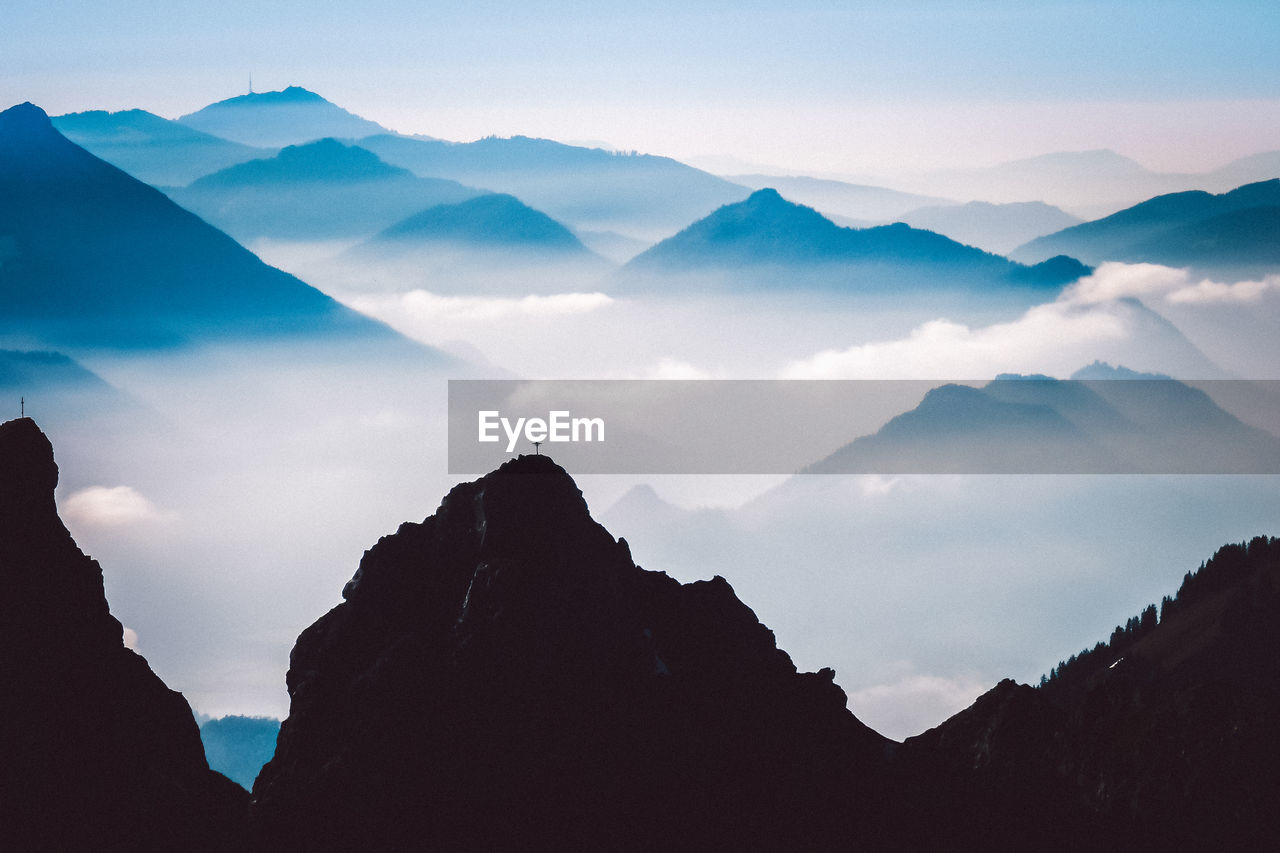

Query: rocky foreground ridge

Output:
[0, 417, 248, 852]
[4, 418, 1278, 850]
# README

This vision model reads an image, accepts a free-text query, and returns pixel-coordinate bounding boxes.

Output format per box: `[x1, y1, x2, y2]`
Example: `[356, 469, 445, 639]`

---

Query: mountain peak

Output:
[0, 102, 60, 146]
[0, 417, 57, 512]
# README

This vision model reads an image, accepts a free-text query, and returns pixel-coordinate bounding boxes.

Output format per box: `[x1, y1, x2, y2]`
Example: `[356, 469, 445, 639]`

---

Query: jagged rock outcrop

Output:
[0, 418, 248, 851]
[252, 454, 896, 851]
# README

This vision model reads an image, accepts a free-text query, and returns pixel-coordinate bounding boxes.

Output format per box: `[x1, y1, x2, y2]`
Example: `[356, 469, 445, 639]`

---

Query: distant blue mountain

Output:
[622, 189, 1088, 294]
[52, 109, 273, 186]
[357, 133, 750, 241]
[806, 372, 1280, 474]
[199, 716, 280, 791]
[1014, 179, 1280, 277]
[0, 102, 424, 352]
[345, 194, 610, 295]
[167, 139, 483, 241]
[369, 193, 590, 253]
[178, 86, 390, 148]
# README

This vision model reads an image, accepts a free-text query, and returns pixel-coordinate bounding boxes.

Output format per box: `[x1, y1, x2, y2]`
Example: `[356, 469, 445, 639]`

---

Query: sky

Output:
[4, 1, 1280, 175]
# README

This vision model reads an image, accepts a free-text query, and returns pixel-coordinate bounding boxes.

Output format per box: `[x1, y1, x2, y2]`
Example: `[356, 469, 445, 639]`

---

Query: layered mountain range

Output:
[0, 103, 420, 352]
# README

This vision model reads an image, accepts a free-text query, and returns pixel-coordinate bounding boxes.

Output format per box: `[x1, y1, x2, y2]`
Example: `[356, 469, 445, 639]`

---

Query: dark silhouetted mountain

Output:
[52, 109, 273, 186]
[905, 535, 1280, 849]
[728, 174, 952, 221]
[167, 138, 482, 241]
[1014, 179, 1280, 277]
[0, 417, 248, 851]
[357, 133, 750, 241]
[370, 192, 588, 251]
[622, 189, 1088, 294]
[806, 370, 1280, 473]
[178, 86, 390, 148]
[200, 716, 281, 792]
[251, 454, 897, 851]
[895, 200, 1082, 255]
[0, 102, 419, 351]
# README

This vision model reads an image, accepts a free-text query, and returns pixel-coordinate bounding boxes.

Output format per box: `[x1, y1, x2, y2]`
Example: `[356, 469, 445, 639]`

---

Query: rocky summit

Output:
[251, 454, 896, 851]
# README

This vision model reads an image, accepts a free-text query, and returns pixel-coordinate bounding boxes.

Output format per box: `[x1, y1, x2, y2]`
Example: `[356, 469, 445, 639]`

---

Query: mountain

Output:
[728, 174, 952, 221]
[1202, 150, 1280, 193]
[903, 535, 1280, 848]
[370, 192, 589, 252]
[357, 133, 751, 241]
[806, 371, 1280, 473]
[895, 200, 1082, 255]
[0, 418, 248, 850]
[167, 138, 483, 242]
[199, 716, 281, 791]
[621, 188, 1089, 294]
[0, 102, 418, 350]
[251, 454, 896, 851]
[1013, 179, 1280, 277]
[341, 193, 610, 294]
[917, 149, 1191, 211]
[178, 86, 391, 148]
[52, 108, 273, 186]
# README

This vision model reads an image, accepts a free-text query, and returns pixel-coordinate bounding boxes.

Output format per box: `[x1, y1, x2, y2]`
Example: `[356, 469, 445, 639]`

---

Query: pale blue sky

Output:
[5, 2, 1280, 174]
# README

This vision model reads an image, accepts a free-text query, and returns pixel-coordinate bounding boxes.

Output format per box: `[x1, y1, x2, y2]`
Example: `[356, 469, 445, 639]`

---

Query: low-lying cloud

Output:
[62, 485, 171, 528]
[781, 263, 1252, 379]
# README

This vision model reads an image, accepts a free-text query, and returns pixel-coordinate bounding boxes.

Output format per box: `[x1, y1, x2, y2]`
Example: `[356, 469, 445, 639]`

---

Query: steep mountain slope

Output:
[0, 418, 248, 850]
[358, 133, 751, 240]
[1014, 179, 1280, 277]
[167, 138, 482, 241]
[0, 102, 414, 350]
[52, 108, 272, 186]
[905, 536, 1280, 849]
[178, 86, 390, 148]
[622, 188, 1088, 294]
[252, 454, 896, 851]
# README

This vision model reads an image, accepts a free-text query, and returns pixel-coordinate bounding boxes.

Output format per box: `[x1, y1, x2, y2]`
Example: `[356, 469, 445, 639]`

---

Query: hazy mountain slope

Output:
[918, 149, 1193, 210]
[895, 200, 1082, 254]
[728, 174, 951, 221]
[178, 86, 390, 148]
[0, 102, 419, 351]
[52, 108, 273, 186]
[167, 138, 483, 241]
[806, 373, 1280, 473]
[358, 133, 751, 240]
[339, 193, 611, 294]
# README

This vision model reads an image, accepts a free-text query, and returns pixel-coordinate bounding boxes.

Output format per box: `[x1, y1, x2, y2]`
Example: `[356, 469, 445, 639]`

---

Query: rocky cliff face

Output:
[0, 418, 247, 851]
[252, 454, 896, 851]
